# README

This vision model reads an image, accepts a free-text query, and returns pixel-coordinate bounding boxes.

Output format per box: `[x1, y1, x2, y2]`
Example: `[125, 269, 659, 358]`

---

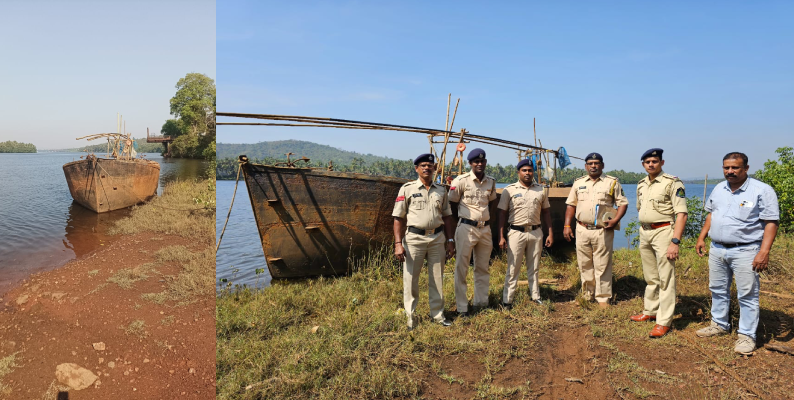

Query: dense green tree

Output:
[166, 73, 216, 159]
[0, 141, 36, 153]
[755, 147, 794, 232]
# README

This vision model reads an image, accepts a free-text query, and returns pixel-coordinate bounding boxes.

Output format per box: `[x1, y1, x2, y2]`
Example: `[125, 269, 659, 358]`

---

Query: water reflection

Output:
[0, 152, 208, 294]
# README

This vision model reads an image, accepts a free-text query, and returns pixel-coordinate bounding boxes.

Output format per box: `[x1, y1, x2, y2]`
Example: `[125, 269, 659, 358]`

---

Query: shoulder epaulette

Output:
[402, 181, 417, 187]
[604, 174, 617, 181]
[663, 173, 681, 181]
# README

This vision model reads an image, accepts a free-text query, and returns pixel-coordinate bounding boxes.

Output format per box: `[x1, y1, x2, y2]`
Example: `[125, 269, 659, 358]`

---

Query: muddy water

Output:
[0, 152, 208, 294]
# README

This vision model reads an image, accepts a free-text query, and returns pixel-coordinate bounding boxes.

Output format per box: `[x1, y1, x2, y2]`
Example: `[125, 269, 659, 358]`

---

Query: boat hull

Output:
[243, 163, 572, 279]
[242, 164, 408, 279]
[63, 158, 160, 213]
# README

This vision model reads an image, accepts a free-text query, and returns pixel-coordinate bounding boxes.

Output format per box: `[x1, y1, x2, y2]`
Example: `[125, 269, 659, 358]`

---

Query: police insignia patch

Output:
[412, 193, 423, 198]
[395, 196, 405, 202]
[450, 187, 456, 191]
[512, 193, 522, 198]
[676, 188, 685, 198]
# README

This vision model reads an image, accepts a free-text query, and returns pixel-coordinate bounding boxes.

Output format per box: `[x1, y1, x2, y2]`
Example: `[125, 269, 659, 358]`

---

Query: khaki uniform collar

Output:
[414, 178, 438, 189]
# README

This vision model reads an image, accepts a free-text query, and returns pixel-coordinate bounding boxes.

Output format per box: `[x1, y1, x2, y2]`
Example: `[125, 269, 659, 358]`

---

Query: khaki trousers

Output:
[403, 231, 446, 327]
[575, 224, 614, 303]
[454, 223, 493, 312]
[503, 227, 543, 303]
[638, 225, 676, 327]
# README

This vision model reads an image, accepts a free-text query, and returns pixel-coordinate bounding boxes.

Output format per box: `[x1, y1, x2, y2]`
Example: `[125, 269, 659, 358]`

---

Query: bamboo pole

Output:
[703, 174, 708, 206]
[445, 93, 451, 132]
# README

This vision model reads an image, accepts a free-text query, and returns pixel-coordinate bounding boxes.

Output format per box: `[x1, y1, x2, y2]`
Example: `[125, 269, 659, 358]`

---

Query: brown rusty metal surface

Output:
[242, 163, 408, 279]
[63, 158, 160, 213]
[244, 162, 574, 278]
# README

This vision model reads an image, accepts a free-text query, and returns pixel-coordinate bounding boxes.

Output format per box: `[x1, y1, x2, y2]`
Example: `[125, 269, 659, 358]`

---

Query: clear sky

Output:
[0, 0, 216, 150]
[217, 1, 792, 179]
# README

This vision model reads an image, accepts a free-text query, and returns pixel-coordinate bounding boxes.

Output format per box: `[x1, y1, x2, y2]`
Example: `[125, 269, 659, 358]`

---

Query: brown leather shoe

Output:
[629, 314, 656, 322]
[649, 324, 671, 338]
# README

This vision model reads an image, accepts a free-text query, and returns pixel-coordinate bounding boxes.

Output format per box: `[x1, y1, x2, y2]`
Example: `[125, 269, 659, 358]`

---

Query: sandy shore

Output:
[0, 232, 215, 399]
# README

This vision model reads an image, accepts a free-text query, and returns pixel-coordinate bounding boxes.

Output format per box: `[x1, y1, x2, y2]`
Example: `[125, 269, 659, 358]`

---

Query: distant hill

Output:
[216, 140, 399, 165]
[62, 138, 163, 154]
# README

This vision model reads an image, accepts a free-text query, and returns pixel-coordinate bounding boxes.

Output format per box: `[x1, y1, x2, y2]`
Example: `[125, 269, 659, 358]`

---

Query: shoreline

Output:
[0, 179, 216, 399]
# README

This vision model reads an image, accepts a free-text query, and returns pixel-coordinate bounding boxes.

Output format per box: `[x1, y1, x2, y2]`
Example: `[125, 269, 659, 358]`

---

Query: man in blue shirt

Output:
[695, 152, 779, 355]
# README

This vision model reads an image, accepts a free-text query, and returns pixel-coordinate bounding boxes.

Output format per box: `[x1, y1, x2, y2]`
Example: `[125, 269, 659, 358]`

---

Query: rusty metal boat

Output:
[219, 109, 579, 279]
[63, 132, 160, 213]
[240, 158, 408, 278]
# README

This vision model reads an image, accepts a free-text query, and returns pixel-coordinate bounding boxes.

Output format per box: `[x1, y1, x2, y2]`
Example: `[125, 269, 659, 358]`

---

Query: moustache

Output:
[726, 174, 737, 178]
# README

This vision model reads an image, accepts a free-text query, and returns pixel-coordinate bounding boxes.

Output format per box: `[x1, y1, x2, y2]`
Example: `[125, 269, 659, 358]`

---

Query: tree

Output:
[170, 73, 216, 136]
[166, 73, 216, 159]
[754, 147, 794, 232]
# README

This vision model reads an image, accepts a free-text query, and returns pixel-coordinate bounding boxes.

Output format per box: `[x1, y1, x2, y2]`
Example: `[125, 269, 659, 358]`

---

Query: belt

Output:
[510, 224, 541, 232]
[640, 222, 671, 230]
[577, 221, 602, 230]
[460, 218, 489, 228]
[407, 225, 443, 236]
[713, 241, 760, 248]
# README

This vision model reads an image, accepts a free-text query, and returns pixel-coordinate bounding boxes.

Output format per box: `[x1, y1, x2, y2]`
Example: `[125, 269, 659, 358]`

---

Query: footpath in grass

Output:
[0, 179, 217, 399]
[217, 235, 794, 399]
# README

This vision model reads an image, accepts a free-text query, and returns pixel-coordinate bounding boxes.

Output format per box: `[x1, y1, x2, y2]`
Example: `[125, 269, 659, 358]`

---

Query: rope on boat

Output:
[216, 159, 243, 252]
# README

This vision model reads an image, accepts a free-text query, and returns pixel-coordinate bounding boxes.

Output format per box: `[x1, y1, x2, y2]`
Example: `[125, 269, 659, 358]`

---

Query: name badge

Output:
[739, 200, 754, 207]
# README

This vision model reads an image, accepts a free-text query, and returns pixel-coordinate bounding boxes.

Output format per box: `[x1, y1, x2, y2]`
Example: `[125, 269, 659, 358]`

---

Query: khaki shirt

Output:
[637, 172, 688, 223]
[392, 179, 452, 230]
[448, 172, 497, 221]
[566, 174, 629, 224]
[497, 181, 550, 226]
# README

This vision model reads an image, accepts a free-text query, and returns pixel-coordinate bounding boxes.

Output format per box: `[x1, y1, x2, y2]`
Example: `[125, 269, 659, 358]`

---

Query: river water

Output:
[0, 152, 208, 294]
[215, 177, 718, 290]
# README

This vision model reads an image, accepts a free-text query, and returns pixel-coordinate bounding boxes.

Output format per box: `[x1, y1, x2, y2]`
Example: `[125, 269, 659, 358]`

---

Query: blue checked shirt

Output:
[704, 178, 779, 244]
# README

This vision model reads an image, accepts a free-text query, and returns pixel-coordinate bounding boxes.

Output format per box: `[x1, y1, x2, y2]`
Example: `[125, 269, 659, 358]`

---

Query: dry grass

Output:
[216, 234, 794, 400]
[0, 352, 19, 394]
[107, 262, 158, 289]
[143, 246, 215, 306]
[109, 179, 215, 243]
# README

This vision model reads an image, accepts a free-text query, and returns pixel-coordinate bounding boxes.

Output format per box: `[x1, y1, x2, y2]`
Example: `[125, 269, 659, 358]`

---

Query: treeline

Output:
[216, 156, 647, 185]
[217, 140, 391, 165]
[0, 141, 37, 153]
[72, 138, 163, 154]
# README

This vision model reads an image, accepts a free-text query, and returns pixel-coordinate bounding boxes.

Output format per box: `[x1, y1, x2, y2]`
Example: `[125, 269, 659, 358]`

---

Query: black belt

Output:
[714, 241, 760, 248]
[510, 224, 541, 232]
[407, 225, 443, 236]
[460, 218, 489, 228]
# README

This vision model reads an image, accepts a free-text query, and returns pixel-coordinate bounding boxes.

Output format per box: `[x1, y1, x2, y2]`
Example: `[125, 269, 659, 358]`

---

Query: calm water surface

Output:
[0, 152, 208, 294]
[215, 178, 718, 290]
[216, 180, 269, 290]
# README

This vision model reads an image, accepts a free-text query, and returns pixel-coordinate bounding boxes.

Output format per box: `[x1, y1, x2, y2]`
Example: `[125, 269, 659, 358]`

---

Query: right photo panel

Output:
[216, 2, 794, 399]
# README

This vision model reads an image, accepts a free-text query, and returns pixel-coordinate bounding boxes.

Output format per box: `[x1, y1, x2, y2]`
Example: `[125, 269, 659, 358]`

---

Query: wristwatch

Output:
[671, 238, 681, 245]
[447, 239, 455, 243]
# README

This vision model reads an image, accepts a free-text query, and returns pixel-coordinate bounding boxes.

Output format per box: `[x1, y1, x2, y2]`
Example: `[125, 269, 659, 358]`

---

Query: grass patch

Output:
[87, 269, 99, 277]
[107, 263, 157, 289]
[161, 315, 175, 326]
[109, 179, 215, 243]
[142, 246, 214, 306]
[217, 234, 794, 399]
[0, 352, 19, 394]
[120, 320, 147, 338]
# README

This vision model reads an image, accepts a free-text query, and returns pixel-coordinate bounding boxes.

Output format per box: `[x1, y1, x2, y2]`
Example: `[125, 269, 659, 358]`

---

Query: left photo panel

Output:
[0, 1, 216, 398]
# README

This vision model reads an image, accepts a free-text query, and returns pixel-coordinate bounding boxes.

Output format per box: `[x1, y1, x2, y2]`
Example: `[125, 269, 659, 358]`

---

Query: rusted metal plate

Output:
[242, 163, 408, 279]
[63, 158, 160, 213]
[243, 162, 573, 279]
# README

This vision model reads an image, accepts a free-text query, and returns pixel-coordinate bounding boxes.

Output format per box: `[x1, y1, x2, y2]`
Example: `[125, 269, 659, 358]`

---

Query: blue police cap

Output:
[641, 148, 663, 161]
[516, 158, 533, 170]
[467, 148, 486, 162]
[413, 153, 435, 165]
[585, 152, 603, 162]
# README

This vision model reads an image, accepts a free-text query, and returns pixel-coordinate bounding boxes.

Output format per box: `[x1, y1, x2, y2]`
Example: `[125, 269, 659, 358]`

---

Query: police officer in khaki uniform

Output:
[448, 148, 497, 316]
[563, 152, 628, 308]
[630, 148, 688, 338]
[498, 158, 553, 308]
[393, 153, 456, 330]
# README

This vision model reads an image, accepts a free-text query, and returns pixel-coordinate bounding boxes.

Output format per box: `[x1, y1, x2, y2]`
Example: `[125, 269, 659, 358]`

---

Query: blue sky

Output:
[0, 0, 215, 149]
[217, 1, 792, 178]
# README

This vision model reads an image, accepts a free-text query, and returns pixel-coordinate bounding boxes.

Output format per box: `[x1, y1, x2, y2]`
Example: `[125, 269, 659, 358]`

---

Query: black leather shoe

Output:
[457, 311, 469, 318]
[534, 299, 544, 305]
[501, 302, 513, 310]
[437, 319, 452, 327]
